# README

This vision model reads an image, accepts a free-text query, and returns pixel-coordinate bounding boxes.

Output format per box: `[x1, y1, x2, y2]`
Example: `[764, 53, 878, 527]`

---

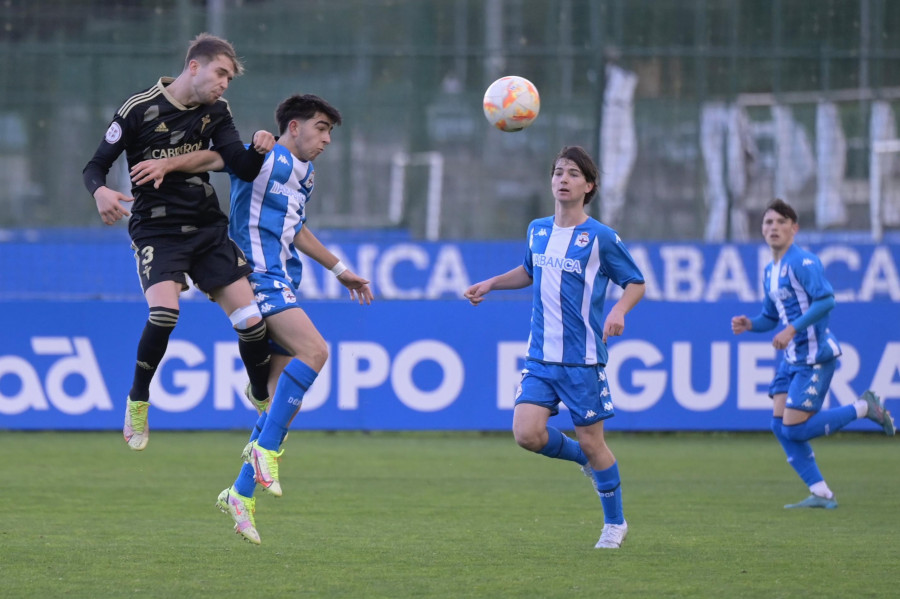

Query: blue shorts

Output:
[248, 271, 302, 356]
[515, 359, 615, 427]
[768, 358, 837, 413]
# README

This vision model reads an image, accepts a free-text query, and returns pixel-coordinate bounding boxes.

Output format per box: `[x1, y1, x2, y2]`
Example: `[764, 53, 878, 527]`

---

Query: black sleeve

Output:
[217, 140, 266, 182]
[83, 118, 127, 196]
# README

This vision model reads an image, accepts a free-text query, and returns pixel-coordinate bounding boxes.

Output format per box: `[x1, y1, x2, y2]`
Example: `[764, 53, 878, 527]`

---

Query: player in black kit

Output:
[83, 33, 275, 451]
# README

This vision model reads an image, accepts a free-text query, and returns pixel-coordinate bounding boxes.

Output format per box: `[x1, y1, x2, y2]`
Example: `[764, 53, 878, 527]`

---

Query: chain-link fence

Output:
[2, 0, 899, 240]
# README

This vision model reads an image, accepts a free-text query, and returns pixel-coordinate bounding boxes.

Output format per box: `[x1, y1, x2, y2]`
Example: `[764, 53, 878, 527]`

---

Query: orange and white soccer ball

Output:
[482, 75, 540, 132]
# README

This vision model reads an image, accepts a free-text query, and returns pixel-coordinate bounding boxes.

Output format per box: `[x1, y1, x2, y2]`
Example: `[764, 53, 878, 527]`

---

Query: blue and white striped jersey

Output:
[523, 216, 644, 366]
[228, 144, 314, 286]
[761, 244, 841, 365]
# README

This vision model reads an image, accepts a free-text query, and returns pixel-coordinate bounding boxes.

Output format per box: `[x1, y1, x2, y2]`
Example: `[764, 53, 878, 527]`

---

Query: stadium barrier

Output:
[1, 232, 897, 431]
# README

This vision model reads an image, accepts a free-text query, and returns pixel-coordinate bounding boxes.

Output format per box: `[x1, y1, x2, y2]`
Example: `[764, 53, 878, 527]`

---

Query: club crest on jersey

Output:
[574, 232, 590, 247]
[105, 122, 122, 144]
[303, 172, 315, 190]
[781, 265, 788, 277]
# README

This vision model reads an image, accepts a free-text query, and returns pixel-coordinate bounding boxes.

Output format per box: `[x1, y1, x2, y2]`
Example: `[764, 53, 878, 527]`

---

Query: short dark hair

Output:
[185, 32, 243, 76]
[275, 94, 343, 135]
[764, 198, 798, 223]
[551, 146, 599, 205]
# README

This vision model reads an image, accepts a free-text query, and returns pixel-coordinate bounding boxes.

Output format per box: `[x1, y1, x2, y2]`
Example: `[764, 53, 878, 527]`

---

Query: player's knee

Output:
[782, 422, 810, 442]
[770, 418, 782, 436]
[513, 426, 545, 452]
[229, 303, 263, 330]
[304, 339, 328, 372]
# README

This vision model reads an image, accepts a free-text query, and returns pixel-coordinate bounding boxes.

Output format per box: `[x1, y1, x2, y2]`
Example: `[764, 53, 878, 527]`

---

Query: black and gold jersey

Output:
[83, 77, 260, 237]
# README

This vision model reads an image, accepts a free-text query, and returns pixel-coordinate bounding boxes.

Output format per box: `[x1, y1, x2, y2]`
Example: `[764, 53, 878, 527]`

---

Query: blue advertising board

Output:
[1, 232, 898, 431]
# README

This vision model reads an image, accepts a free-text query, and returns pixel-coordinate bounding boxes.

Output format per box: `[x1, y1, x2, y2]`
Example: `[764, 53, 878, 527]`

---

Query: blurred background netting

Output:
[2, 0, 900, 241]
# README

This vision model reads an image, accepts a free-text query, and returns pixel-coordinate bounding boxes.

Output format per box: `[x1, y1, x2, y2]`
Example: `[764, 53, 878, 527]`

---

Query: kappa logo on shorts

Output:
[600, 387, 610, 398]
[585, 410, 597, 418]
[598, 371, 606, 382]
[603, 401, 613, 412]
[254, 292, 269, 303]
[259, 302, 276, 314]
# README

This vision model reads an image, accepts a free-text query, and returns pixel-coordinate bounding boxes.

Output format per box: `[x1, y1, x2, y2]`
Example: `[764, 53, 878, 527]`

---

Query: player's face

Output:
[761, 209, 798, 251]
[551, 158, 593, 205]
[291, 112, 335, 161]
[191, 55, 235, 105]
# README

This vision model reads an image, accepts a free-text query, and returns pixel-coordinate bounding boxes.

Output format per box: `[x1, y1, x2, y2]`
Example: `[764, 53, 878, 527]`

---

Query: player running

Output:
[464, 146, 645, 549]
[731, 198, 895, 509]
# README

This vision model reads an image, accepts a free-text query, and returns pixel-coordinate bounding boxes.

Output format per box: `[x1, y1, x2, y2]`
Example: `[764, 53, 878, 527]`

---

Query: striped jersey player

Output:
[758, 243, 841, 366]
[731, 199, 894, 510]
[465, 145, 645, 549]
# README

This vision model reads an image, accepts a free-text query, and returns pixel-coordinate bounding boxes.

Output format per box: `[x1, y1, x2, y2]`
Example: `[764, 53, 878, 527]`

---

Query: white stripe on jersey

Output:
[279, 161, 307, 279]
[539, 226, 573, 362]
[787, 266, 817, 364]
[248, 154, 274, 274]
[581, 238, 602, 362]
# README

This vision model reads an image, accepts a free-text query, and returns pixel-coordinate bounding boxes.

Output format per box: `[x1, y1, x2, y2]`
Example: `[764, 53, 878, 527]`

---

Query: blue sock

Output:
[249, 411, 267, 443]
[771, 416, 823, 487]
[591, 462, 624, 524]
[536, 427, 588, 465]
[782, 405, 857, 442]
[233, 411, 268, 497]
[257, 359, 317, 450]
[233, 463, 257, 498]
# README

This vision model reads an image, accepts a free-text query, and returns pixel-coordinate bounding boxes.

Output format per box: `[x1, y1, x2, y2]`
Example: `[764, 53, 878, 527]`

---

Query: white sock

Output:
[809, 481, 833, 499]
[854, 399, 868, 419]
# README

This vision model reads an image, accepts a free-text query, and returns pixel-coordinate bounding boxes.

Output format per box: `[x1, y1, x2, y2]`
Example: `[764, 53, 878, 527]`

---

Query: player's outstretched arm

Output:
[295, 226, 373, 305]
[464, 265, 533, 306]
[130, 150, 225, 188]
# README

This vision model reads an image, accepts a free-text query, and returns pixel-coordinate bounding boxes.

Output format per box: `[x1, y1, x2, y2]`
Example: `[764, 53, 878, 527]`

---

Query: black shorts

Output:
[131, 225, 252, 294]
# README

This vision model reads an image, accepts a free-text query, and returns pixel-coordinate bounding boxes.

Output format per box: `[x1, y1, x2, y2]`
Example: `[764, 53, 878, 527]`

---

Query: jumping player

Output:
[83, 33, 276, 451]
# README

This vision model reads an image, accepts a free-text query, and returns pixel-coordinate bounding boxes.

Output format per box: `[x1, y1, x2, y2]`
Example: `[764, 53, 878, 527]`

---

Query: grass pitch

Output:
[1, 430, 896, 598]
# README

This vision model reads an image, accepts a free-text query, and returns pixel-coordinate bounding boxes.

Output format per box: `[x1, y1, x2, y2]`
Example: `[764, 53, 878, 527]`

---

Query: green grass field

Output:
[2, 430, 896, 598]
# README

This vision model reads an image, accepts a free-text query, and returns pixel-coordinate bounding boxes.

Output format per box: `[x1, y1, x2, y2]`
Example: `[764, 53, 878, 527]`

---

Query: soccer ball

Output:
[482, 75, 540, 132]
